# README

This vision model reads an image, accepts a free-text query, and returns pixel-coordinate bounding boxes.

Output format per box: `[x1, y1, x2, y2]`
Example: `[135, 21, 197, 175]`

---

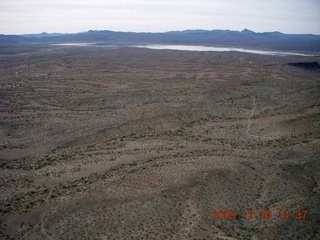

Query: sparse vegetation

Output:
[0, 44, 319, 239]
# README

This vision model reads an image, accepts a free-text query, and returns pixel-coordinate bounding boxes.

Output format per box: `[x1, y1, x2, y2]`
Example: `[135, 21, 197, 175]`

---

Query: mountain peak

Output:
[241, 29, 255, 34]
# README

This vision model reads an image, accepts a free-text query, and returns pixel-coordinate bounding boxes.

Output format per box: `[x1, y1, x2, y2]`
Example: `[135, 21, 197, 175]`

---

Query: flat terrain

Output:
[0, 44, 319, 239]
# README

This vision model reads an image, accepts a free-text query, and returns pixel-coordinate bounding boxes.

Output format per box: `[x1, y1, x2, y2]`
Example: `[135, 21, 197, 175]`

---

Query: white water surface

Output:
[51, 43, 314, 56]
[135, 44, 313, 56]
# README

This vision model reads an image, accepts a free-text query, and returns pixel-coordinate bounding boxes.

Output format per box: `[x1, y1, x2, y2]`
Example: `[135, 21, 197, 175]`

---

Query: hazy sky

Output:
[0, 0, 319, 34]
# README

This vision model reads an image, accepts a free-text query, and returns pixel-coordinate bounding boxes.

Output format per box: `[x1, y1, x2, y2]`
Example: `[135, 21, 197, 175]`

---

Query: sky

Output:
[0, 0, 319, 35]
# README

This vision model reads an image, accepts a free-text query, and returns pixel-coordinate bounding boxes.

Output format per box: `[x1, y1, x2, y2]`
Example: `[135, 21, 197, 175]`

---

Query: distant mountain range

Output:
[1, 29, 320, 53]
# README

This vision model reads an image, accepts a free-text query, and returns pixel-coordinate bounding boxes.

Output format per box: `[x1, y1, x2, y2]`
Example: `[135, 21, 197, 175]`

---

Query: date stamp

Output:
[212, 209, 307, 220]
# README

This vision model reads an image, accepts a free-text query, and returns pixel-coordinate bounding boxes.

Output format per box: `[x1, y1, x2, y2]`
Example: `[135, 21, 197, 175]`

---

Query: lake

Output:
[135, 44, 313, 56]
[51, 43, 314, 56]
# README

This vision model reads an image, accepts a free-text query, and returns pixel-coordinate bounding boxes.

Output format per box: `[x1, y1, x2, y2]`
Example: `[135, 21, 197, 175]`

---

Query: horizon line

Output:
[1, 28, 320, 36]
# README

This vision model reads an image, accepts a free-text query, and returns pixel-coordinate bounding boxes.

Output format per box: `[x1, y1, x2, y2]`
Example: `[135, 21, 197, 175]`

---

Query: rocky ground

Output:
[0, 44, 319, 239]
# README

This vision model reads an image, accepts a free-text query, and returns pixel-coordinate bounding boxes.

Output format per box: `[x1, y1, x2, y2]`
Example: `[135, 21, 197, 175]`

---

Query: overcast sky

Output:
[0, 0, 319, 35]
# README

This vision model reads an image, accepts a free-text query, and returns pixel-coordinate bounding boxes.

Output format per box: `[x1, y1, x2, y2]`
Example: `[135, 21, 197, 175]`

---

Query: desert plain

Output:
[0, 44, 319, 239]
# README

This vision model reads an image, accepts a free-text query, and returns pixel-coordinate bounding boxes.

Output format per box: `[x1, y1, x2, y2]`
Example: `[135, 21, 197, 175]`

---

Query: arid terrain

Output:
[0, 44, 319, 239]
